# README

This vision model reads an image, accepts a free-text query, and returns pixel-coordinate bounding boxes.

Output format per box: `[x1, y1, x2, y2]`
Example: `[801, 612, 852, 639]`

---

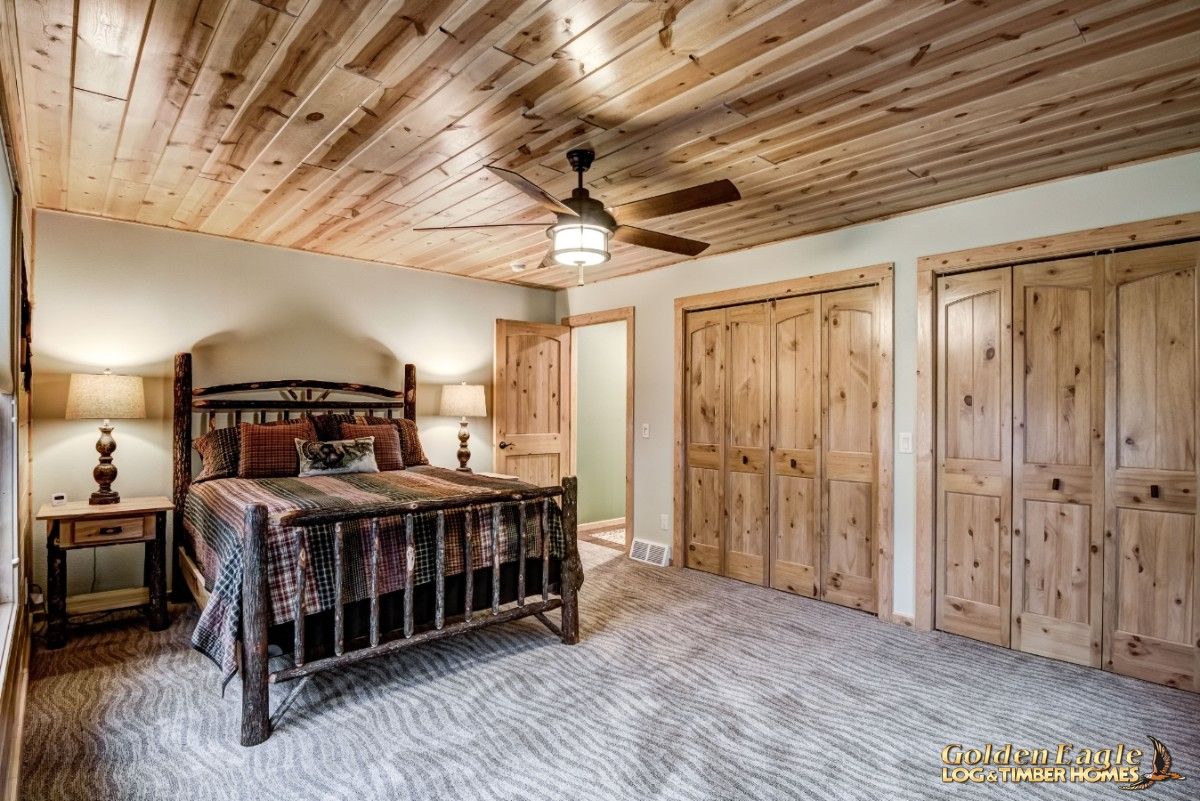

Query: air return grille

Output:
[629, 538, 671, 567]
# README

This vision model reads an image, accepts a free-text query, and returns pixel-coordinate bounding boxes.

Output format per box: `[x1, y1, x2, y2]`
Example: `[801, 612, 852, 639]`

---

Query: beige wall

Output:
[557, 150, 1200, 620]
[575, 321, 626, 524]
[31, 210, 556, 594]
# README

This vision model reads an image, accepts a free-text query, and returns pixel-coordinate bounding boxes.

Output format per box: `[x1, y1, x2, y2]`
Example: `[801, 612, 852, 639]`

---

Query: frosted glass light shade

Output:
[66, 372, 146, 420]
[440, 383, 486, 418]
[549, 222, 610, 267]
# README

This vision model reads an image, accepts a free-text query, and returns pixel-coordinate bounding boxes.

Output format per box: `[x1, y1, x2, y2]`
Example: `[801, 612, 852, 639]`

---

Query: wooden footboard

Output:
[239, 476, 582, 746]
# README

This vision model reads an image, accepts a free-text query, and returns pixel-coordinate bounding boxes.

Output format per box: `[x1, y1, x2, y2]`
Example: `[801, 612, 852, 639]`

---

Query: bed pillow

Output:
[339, 422, 404, 471]
[310, 412, 355, 441]
[295, 437, 380, 477]
[238, 419, 317, 478]
[193, 427, 240, 483]
[359, 416, 429, 466]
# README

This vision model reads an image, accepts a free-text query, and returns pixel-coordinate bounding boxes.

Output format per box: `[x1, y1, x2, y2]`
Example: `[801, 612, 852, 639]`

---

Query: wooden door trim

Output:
[562, 306, 635, 551]
[918, 211, 1200, 275]
[914, 211, 1200, 632]
[674, 263, 894, 313]
[673, 264, 895, 624]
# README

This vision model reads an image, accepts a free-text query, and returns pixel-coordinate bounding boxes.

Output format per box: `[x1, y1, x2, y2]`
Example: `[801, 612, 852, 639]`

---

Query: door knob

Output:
[498, 441, 512, 450]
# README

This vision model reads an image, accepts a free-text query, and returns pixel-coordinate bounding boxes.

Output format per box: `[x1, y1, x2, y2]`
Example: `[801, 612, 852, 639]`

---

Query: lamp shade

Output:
[66, 372, 146, 420]
[439, 383, 486, 418]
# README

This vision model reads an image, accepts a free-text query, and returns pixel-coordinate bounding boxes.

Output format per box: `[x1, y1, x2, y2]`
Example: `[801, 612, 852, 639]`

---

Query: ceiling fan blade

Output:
[486, 166, 578, 217]
[612, 225, 710, 256]
[609, 179, 740, 224]
[413, 222, 550, 231]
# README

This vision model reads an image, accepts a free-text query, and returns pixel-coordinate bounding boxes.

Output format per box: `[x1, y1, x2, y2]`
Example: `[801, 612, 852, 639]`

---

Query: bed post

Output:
[241, 503, 271, 746]
[171, 353, 193, 602]
[403, 363, 417, 421]
[559, 476, 582, 645]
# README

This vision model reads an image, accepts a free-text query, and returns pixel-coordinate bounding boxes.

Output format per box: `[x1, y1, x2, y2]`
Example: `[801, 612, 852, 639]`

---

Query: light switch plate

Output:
[898, 432, 913, 453]
[641, 423, 650, 438]
[660, 514, 669, 530]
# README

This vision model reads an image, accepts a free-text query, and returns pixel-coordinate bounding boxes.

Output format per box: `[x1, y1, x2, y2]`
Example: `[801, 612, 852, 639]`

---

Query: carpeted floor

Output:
[21, 542, 1200, 800]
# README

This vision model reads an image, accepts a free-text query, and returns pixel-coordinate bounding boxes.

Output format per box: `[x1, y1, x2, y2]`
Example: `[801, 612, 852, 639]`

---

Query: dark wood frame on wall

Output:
[914, 211, 1200, 632]
[672, 263, 896, 622]
[171, 353, 582, 746]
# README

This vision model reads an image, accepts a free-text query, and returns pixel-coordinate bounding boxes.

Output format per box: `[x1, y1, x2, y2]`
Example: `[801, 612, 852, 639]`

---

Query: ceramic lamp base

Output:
[89, 422, 121, 505]
[456, 419, 473, 472]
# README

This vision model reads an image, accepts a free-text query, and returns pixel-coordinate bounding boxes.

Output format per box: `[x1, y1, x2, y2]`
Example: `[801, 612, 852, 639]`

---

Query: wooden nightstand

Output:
[37, 496, 173, 648]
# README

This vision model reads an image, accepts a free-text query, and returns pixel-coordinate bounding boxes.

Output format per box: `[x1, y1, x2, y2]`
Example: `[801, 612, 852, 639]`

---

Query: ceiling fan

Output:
[414, 148, 741, 276]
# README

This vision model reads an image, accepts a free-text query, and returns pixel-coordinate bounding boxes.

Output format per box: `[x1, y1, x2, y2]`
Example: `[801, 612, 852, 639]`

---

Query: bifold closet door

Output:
[725, 303, 770, 584]
[684, 309, 725, 574]
[1011, 258, 1104, 667]
[936, 268, 1013, 646]
[1104, 242, 1200, 691]
[821, 287, 878, 612]
[770, 296, 821, 597]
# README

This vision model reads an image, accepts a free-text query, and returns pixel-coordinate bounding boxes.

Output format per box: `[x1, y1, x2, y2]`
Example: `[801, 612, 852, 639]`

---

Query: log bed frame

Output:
[171, 353, 582, 746]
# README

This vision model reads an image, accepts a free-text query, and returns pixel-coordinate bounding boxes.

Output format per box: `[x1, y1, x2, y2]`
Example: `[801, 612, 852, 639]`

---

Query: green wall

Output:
[575, 321, 626, 524]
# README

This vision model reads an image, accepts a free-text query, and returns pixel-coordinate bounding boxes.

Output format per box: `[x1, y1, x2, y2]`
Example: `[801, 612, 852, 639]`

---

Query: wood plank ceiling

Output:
[3, 0, 1199, 287]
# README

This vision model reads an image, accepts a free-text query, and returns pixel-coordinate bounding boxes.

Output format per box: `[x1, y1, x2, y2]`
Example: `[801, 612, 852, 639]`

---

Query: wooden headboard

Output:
[171, 352, 417, 515]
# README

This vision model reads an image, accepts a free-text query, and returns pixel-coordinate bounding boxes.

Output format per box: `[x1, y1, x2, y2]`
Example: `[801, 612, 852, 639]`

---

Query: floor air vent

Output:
[629, 538, 671, 567]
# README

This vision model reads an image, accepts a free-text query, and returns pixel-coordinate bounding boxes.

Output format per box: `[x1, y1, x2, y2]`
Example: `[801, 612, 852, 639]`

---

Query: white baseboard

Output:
[578, 517, 625, 534]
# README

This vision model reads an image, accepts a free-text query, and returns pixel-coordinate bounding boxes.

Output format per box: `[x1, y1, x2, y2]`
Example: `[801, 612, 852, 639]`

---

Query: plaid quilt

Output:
[184, 466, 565, 684]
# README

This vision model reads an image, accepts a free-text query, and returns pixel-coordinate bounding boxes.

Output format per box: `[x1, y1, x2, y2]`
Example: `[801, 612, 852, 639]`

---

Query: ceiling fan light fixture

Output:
[548, 221, 610, 267]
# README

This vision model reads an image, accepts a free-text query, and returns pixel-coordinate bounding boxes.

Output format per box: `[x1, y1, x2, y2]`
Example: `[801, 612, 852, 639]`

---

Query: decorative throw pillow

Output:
[339, 422, 404, 471]
[238, 419, 317, 478]
[295, 437, 380, 477]
[193, 426, 240, 483]
[310, 412, 355, 441]
[359, 416, 429, 466]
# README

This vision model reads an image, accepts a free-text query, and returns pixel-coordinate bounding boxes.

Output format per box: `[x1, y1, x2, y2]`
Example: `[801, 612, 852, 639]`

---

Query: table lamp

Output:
[66, 370, 146, 504]
[439, 383, 487, 471]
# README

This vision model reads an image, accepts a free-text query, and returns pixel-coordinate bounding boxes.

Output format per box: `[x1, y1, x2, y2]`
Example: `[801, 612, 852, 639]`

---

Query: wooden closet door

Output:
[725, 303, 770, 585]
[936, 268, 1013, 646]
[684, 309, 726, 574]
[1104, 242, 1200, 691]
[770, 296, 821, 597]
[821, 287, 877, 611]
[1011, 258, 1104, 666]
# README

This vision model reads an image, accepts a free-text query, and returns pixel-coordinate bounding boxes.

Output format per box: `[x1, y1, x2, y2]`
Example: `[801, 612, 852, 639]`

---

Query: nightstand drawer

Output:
[65, 515, 154, 547]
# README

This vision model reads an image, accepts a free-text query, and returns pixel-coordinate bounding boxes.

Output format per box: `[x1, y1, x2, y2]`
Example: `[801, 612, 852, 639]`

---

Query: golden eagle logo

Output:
[1119, 737, 1185, 791]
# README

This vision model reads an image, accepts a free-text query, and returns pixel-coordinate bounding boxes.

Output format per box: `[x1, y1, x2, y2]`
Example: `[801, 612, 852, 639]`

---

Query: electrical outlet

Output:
[641, 423, 650, 439]
[898, 432, 913, 453]
[660, 513, 669, 530]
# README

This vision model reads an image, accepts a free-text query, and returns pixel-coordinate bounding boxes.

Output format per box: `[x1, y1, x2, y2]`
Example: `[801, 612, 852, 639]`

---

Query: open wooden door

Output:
[494, 320, 571, 487]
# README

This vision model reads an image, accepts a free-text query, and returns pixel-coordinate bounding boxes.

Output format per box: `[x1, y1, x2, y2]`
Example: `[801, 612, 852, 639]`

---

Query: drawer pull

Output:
[741, 454, 749, 465]
[790, 458, 798, 469]
[98, 525, 124, 536]
[1050, 478, 1061, 491]
[1150, 484, 1160, 499]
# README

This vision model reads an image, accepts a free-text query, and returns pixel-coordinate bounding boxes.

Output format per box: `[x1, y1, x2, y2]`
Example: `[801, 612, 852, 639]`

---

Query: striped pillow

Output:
[339, 422, 404, 471]
[359, 416, 429, 466]
[238, 419, 317, 478]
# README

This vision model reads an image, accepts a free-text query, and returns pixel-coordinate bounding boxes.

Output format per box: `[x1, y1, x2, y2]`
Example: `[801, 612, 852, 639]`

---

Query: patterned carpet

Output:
[20, 541, 1200, 801]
